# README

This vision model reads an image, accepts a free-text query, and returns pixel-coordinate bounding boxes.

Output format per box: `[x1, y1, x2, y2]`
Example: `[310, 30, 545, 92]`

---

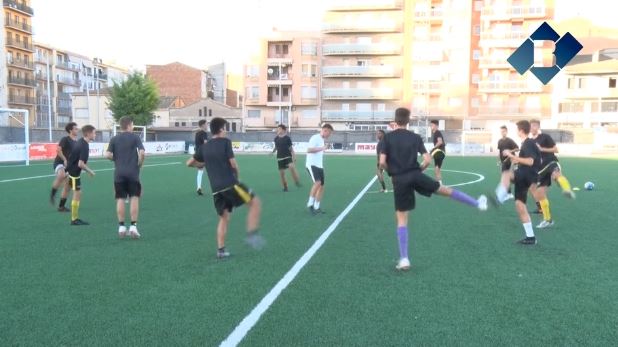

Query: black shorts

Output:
[278, 157, 293, 170]
[213, 183, 255, 216]
[514, 170, 538, 203]
[392, 170, 441, 211]
[114, 180, 142, 199]
[537, 161, 561, 187]
[307, 166, 325, 186]
[68, 175, 81, 191]
[431, 149, 445, 168]
[501, 161, 512, 172]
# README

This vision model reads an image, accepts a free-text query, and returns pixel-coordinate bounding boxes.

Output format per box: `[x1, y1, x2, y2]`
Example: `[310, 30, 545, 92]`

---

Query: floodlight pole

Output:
[46, 54, 52, 141]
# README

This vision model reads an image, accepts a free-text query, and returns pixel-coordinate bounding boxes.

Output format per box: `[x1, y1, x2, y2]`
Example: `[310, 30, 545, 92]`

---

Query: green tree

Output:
[107, 72, 159, 126]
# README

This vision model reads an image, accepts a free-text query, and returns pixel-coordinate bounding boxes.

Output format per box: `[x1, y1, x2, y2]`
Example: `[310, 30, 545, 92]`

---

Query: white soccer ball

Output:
[584, 181, 595, 191]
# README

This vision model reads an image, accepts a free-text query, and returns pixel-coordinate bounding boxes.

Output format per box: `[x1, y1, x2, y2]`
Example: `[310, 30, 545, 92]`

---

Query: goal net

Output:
[113, 124, 147, 142]
[0, 108, 30, 165]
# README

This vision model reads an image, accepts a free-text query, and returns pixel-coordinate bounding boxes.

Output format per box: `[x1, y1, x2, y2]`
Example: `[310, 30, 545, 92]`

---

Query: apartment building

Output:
[146, 62, 211, 105]
[244, 31, 321, 131]
[2, 0, 35, 125]
[321, 0, 405, 131]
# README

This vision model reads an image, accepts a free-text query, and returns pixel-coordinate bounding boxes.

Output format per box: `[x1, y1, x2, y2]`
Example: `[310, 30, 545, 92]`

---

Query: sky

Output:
[31, 0, 615, 74]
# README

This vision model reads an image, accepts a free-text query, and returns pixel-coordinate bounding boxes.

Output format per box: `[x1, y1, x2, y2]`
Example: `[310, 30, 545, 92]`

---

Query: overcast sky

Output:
[31, 0, 615, 73]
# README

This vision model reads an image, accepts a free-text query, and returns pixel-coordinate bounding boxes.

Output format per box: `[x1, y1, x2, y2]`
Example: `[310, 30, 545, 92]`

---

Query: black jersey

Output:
[274, 135, 293, 159]
[517, 138, 541, 175]
[534, 133, 558, 164]
[107, 132, 145, 182]
[66, 138, 90, 177]
[193, 137, 238, 192]
[195, 130, 208, 149]
[432, 130, 445, 151]
[381, 129, 427, 176]
[53, 136, 76, 167]
[497, 137, 519, 162]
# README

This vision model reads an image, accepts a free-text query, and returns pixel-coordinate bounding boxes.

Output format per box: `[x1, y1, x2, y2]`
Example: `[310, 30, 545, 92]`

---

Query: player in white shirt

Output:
[306, 124, 333, 215]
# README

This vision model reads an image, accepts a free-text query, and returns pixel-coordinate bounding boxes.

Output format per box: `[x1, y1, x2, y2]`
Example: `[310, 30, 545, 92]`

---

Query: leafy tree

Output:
[107, 72, 159, 126]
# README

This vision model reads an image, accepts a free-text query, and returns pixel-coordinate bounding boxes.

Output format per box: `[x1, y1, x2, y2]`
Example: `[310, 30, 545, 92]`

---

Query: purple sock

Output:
[397, 226, 408, 259]
[450, 189, 478, 208]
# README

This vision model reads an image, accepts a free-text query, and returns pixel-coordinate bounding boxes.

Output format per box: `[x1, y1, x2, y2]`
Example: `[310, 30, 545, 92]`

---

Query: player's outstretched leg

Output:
[438, 186, 487, 211]
[529, 184, 553, 229]
[290, 165, 301, 187]
[245, 196, 265, 250]
[395, 211, 410, 271]
[553, 170, 575, 199]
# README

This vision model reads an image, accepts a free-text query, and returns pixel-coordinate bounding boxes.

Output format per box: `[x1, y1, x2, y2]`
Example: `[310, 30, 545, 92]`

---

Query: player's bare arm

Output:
[78, 160, 95, 177]
[104, 151, 113, 161]
[186, 157, 205, 168]
[230, 158, 240, 179]
[379, 153, 388, 171]
[138, 149, 145, 168]
[420, 153, 431, 171]
[57, 145, 68, 165]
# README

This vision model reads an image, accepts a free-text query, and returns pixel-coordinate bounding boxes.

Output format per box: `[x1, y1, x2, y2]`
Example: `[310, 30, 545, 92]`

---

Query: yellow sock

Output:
[540, 199, 551, 222]
[71, 200, 80, 221]
[556, 176, 572, 192]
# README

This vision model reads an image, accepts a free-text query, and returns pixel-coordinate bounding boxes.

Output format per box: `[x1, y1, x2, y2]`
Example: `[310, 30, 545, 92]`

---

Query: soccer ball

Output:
[584, 181, 595, 191]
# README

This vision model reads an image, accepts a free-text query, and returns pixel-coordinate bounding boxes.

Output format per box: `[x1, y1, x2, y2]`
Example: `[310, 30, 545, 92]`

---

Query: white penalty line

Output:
[366, 170, 485, 194]
[0, 162, 181, 183]
[220, 175, 378, 347]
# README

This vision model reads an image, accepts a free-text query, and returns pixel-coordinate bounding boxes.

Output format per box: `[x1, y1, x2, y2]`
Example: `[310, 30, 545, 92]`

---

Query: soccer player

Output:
[195, 119, 208, 196]
[271, 124, 300, 192]
[105, 116, 146, 239]
[495, 120, 542, 245]
[66, 125, 96, 226]
[50, 122, 78, 212]
[429, 120, 446, 184]
[380, 108, 487, 271]
[306, 123, 333, 215]
[376, 130, 388, 192]
[186, 117, 263, 259]
[529, 119, 575, 228]
[497, 125, 519, 201]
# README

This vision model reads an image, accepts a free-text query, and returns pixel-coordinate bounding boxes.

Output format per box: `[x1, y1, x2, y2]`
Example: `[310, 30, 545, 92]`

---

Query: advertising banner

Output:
[28, 143, 57, 160]
[0, 144, 27, 162]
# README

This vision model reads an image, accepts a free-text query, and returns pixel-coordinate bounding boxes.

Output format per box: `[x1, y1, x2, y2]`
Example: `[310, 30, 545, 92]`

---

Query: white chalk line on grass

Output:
[219, 175, 378, 347]
[0, 154, 189, 168]
[0, 162, 181, 183]
[366, 169, 485, 194]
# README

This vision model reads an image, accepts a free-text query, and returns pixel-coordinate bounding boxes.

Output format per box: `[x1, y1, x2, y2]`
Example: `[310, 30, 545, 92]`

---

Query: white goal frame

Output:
[0, 108, 30, 165]
[113, 124, 147, 142]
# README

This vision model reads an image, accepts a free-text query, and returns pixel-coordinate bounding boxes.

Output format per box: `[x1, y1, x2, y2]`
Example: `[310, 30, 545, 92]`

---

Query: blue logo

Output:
[507, 22, 583, 85]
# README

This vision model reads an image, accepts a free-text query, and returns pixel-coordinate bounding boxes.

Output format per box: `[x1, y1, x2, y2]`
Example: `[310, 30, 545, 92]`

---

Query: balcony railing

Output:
[322, 110, 394, 121]
[266, 73, 293, 81]
[476, 106, 542, 116]
[8, 76, 36, 87]
[481, 6, 546, 19]
[322, 66, 399, 78]
[322, 21, 402, 33]
[411, 81, 443, 91]
[328, 0, 403, 11]
[414, 8, 444, 20]
[322, 88, 396, 100]
[57, 77, 81, 86]
[322, 43, 400, 55]
[3, 0, 34, 15]
[478, 80, 542, 93]
[56, 61, 81, 71]
[5, 38, 34, 51]
[7, 58, 34, 70]
[96, 73, 108, 80]
[56, 106, 73, 115]
[8, 95, 35, 104]
[5, 18, 32, 32]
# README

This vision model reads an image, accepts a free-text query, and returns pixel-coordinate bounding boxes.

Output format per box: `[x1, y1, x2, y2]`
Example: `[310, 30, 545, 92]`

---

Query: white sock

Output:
[197, 170, 204, 189]
[495, 184, 508, 203]
[314, 201, 320, 210]
[307, 196, 315, 207]
[523, 222, 535, 238]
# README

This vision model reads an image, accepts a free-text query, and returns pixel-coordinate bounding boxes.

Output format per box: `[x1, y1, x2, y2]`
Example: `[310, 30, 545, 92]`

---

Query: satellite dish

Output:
[267, 68, 274, 75]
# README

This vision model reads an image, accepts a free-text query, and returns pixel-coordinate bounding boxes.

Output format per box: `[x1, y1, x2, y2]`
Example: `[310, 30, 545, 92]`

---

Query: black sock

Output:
[536, 201, 541, 210]
[218, 247, 225, 253]
[131, 221, 137, 226]
[380, 180, 386, 190]
[119, 221, 125, 226]
[507, 187, 512, 194]
[51, 188, 57, 197]
[249, 229, 259, 235]
[59, 198, 67, 207]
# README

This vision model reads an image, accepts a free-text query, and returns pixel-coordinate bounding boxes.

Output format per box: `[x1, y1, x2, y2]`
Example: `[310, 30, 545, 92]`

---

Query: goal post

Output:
[113, 123, 147, 142]
[0, 108, 30, 165]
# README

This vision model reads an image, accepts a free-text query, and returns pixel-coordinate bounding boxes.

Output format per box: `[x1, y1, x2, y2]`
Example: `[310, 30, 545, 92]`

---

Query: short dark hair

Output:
[430, 120, 439, 126]
[82, 125, 96, 136]
[500, 125, 508, 130]
[322, 123, 334, 131]
[377, 129, 386, 135]
[119, 116, 133, 130]
[198, 119, 207, 127]
[210, 117, 227, 135]
[278, 124, 287, 131]
[65, 122, 77, 133]
[516, 120, 531, 135]
[530, 119, 540, 126]
[394, 108, 410, 126]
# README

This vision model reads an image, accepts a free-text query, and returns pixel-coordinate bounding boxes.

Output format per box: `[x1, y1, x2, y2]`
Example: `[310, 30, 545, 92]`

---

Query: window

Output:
[473, 25, 481, 36]
[199, 109, 202, 117]
[302, 64, 317, 77]
[247, 110, 261, 118]
[609, 78, 617, 88]
[283, 45, 289, 54]
[181, 122, 186, 127]
[246, 86, 259, 99]
[192, 122, 198, 127]
[209, 109, 212, 117]
[301, 86, 317, 99]
[472, 50, 481, 60]
[246, 65, 259, 78]
[175, 122, 180, 127]
[302, 110, 318, 118]
[203, 107, 208, 117]
[282, 88, 289, 97]
[301, 42, 317, 56]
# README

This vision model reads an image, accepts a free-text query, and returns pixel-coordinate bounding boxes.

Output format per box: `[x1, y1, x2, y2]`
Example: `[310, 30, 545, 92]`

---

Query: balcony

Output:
[411, 81, 443, 92]
[322, 110, 394, 121]
[56, 61, 81, 72]
[266, 54, 293, 66]
[478, 80, 543, 93]
[56, 105, 73, 115]
[266, 97, 292, 107]
[322, 88, 396, 100]
[5, 38, 34, 52]
[322, 21, 402, 34]
[57, 77, 81, 86]
[414, 8, 444, 21]
[7, 58, 34, 70]
[266, 73, 293, 86]
[5, 18, 32, 33]
[96, 73, 108, 80]
[476, 105, 542, 117]
[481, 6, 546, 19]
[322, 43, 400, 56]
[3, 0, 34, 15]
[35, 71, 49, 80]
[328, 0, 403, 11]
[480, 31, 527, 47]
[322, 65, 400, 78]
[8, 95, 35, 105]
[8, 76, 36, 87]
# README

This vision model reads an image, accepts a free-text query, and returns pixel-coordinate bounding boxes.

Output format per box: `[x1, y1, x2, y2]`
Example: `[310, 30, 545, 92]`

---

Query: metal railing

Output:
[322, 43, 400, 55]
[57, 77, 81, 86]
[7, 58, 34, 69]
[322, 88, 396, 99]
[8, 95, 35, 104]
[56, 61, 80, 71]
[322, 65, 399, 77]
[322, 22, 402, 33]
[8, 76, 36, 87]
[3, 0, 34, 15]
[5, 38, 34, 51]
[5, 17, 32, 32]
[322, 110, 394, 121]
